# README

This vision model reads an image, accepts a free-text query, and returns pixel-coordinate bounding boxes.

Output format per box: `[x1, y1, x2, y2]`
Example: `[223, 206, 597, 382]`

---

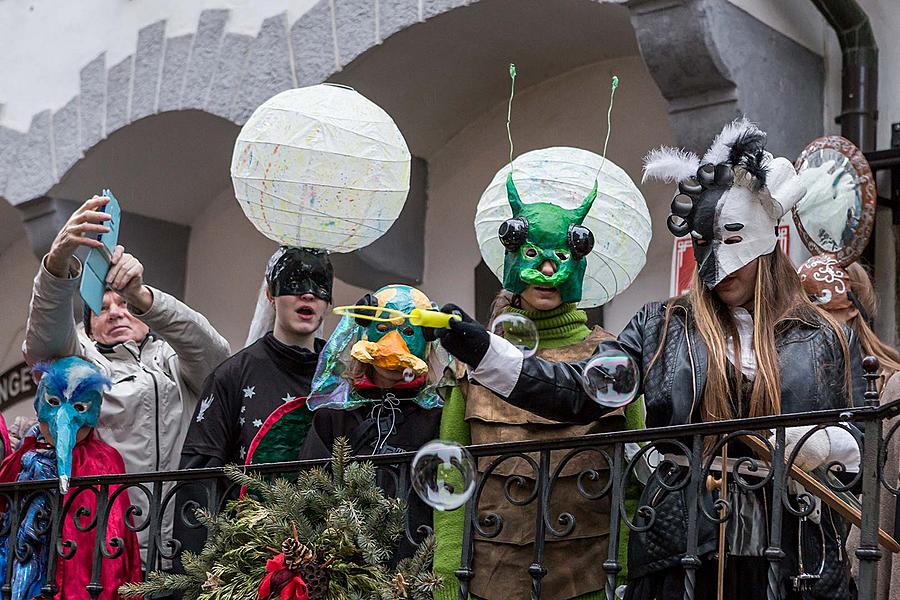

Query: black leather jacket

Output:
[496, 300, 864, 598]
[504, 300, 864, 425]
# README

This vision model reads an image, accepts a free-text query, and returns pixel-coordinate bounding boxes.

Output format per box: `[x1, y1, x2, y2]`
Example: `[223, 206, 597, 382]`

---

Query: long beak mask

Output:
[351, 329, 428, 375]
[51, 406, 78, 494]
[32, 356, 110, 494]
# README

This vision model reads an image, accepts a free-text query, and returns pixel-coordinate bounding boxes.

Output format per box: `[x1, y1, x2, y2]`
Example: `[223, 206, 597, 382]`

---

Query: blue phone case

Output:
[79, 190, 122, 315]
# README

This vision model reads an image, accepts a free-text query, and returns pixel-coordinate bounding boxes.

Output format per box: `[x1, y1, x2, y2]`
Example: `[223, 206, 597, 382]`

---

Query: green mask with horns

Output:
[498, 173, 598, 303]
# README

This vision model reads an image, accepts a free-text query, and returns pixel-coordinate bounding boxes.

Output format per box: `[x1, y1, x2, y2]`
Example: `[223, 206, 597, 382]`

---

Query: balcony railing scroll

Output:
[2, 388, 899, 600]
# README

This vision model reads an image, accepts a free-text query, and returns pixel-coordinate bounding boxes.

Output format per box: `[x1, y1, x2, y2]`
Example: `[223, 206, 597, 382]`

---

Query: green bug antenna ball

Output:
[507, 63, 517, 176]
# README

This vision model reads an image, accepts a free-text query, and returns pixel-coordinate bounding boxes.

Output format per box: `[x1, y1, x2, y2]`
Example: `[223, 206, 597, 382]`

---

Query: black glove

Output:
[612, 364, 637, 395]
[430, 304, 490, 368]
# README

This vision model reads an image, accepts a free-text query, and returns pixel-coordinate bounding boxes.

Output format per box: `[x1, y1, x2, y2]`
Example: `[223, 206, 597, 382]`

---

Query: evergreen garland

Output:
[120, 438, 440, 600]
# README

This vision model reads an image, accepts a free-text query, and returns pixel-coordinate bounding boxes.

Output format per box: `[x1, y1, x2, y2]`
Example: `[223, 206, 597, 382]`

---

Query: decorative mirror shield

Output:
[792, 136, 876, 266]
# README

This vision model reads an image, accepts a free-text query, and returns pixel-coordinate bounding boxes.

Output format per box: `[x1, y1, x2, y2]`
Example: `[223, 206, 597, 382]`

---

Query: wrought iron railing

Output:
[2, 367, 899, 600]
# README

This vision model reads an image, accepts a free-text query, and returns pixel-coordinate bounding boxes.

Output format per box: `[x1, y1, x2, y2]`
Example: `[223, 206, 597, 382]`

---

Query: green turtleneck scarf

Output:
[504, 302, 591, 349]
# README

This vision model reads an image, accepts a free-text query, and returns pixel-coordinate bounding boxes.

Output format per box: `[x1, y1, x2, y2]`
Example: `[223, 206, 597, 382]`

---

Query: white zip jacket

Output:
[23, 256, 231, 566]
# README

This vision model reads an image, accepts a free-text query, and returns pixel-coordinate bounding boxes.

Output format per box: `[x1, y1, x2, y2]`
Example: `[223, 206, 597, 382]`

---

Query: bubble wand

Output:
[333, 305, 461, 329]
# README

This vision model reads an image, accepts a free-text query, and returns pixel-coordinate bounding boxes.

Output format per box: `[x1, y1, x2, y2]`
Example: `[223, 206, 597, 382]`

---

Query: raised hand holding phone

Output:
[78, 190, 121, 315]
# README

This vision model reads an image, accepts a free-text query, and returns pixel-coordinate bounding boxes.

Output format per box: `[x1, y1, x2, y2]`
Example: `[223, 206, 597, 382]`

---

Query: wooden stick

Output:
[717, 444, 728, 600]
[744, 435, 900, 553]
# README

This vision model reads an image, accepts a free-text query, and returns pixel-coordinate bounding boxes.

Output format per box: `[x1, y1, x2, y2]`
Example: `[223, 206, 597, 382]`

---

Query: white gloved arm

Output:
[824, 424, 861, 472]
[772, 424, 860, 472]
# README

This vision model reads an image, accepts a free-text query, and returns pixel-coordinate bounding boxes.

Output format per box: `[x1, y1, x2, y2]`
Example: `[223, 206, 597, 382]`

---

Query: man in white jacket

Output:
[22, 195, 231, 569]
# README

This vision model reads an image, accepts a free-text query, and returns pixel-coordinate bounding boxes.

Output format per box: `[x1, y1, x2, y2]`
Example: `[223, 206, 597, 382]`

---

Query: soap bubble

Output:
[489, 313, 539, 358]
[402, 368, 416, 383]
[411, 440, 476, 511]
[580, 349, 639, 408]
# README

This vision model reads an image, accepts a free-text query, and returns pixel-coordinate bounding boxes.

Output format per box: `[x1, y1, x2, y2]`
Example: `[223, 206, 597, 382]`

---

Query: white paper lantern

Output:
[476, 147, 652, 308]
[231, 84, 411, 253]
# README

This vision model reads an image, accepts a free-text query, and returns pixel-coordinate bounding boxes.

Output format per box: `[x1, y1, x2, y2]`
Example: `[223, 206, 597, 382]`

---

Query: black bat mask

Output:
[265, 246, 334, 302]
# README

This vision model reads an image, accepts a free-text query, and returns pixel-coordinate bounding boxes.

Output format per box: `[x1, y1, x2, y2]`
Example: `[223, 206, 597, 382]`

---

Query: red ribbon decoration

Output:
[257, 553, 309, 600]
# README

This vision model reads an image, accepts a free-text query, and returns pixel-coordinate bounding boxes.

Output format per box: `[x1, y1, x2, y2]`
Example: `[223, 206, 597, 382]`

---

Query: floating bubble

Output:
[580, 349, 639, 407]
[402, 368, 416, 383]
[411, 440, 476, 511]
[489, 313, 539, 358]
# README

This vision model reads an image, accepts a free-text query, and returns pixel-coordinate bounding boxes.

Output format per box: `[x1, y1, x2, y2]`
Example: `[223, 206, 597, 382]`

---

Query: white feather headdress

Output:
[701, 117, 760, 165]
[642, 118, 770, 186]
[641, 146, 700, 184]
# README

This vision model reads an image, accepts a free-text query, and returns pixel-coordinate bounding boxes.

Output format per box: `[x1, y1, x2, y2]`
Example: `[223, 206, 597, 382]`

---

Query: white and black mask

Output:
[643, 119, 805, 289]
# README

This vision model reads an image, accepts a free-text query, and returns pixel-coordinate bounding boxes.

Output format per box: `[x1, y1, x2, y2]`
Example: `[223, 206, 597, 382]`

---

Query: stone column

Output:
[628, 0, 824, 158]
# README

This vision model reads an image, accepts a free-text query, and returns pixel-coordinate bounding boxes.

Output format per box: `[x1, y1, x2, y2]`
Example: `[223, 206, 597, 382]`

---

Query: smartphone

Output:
[79, 190, 122, 315]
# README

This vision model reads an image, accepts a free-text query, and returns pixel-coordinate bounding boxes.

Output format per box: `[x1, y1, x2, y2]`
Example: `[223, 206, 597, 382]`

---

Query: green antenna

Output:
[596, 75, 619, 180]
[506, 63, 517, 176]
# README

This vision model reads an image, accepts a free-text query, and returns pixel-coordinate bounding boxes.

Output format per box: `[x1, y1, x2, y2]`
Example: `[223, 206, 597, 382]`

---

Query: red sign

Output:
[670, 225, 791, 297]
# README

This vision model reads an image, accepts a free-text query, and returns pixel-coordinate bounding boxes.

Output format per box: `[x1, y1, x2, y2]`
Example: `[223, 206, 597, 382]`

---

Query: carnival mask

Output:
[643, 119, 805, 289]
[266, 246, 334, 301]
[498, 173, 597, 303]
[32, 357, 110, 493]
[797, 255, 853, 311]
[350, 285, 435, 376]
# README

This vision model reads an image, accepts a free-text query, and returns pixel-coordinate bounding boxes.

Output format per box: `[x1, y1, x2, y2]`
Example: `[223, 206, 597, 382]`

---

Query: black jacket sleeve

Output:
[497, 304, 652, 424]
[179, 368, 241, 467]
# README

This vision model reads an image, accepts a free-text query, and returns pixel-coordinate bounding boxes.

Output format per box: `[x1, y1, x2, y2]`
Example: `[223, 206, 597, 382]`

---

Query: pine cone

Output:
[201, 571, 223, 591]
[393, 572, 408, 597]
[282, 538, 315, 571]
[298, 562, 330, 600]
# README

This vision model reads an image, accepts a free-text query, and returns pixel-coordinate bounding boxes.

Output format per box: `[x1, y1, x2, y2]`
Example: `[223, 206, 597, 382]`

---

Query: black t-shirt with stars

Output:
[179, 332, 324, 467]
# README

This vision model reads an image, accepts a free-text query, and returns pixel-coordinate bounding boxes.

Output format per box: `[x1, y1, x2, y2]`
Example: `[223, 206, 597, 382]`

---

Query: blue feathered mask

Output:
[32, 357, 110, 493]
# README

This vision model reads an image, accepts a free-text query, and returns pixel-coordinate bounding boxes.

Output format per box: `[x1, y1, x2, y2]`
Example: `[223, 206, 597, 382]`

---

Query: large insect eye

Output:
[46, 396, 61, 407]
[73, 402, 90, 413]
[697, 163, 716, 187]
[522, 246, 539, 259]
[667, 214, 690, 237]
[498, 217, 529, 251]
[678, 179, 702, 196]
[671, 194, 693, 217]
[567, 225, 594, 259]
[714, 163, 734, 187]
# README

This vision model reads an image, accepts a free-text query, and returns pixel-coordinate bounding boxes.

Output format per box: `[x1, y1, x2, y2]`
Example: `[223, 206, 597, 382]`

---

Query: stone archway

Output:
[0, 0, 828, 301]
[0, 0, 827, 208]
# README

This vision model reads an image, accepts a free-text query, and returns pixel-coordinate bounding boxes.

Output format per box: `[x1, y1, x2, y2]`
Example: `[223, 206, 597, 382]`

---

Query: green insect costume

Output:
[433, 146, 651, 600]
[499, 174, 597, 303]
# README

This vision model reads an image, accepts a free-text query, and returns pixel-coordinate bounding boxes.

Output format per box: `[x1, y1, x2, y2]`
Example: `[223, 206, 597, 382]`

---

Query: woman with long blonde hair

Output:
[435, 120, 864, 599]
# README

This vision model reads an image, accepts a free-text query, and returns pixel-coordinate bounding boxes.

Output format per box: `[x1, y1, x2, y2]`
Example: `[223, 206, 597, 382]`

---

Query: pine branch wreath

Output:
[120, 438, 439, 600]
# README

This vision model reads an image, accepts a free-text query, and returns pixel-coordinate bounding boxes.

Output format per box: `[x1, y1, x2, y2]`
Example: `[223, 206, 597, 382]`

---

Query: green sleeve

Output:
[624, 395, 646, 431]
[432, 385, 470, 600]
[617, 396, 647, 585]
